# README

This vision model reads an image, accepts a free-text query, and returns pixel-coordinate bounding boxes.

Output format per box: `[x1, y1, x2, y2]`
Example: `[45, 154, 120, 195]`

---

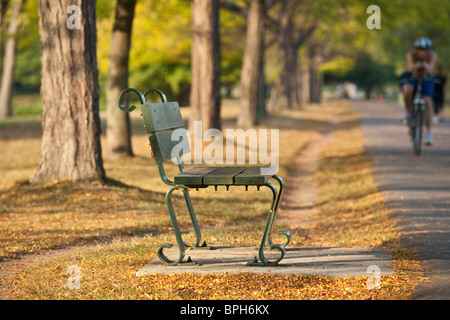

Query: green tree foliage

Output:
[5, 0, 450, 106]
[98, 0, 192, 104]
[12, 1, 40, 90]
[346, 52, 396, 99]
[378, 0, 450, 72]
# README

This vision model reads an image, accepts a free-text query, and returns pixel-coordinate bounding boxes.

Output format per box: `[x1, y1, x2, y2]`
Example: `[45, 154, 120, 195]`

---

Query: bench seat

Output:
[174, 166, 277, 187]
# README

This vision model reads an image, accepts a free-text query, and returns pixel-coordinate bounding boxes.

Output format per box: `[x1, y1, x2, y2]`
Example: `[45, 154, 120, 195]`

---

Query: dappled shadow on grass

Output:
[0, 181, 165, 258]
[316, 149, 381, 202]
[0, 178, 276, 259]
[259, 114, 330, 131]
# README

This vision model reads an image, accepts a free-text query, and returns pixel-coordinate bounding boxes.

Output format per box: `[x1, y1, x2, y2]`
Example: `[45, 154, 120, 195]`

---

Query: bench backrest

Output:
[118, 88, 190, 165]
[141, 101, 190, 164]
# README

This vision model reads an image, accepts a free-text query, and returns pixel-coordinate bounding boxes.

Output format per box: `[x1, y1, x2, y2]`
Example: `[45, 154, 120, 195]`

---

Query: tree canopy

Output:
[3, 0, 450, 105]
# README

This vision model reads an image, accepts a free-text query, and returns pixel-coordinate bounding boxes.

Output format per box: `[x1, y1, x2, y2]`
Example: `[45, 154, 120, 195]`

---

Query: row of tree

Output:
[0, 0, 449, 184]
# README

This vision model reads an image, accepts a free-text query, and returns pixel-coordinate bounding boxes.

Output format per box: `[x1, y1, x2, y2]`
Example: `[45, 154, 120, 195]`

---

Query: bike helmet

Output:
[414, 37, 432, 49]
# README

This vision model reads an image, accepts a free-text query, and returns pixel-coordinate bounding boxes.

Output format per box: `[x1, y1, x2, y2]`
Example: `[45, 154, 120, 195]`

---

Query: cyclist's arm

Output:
[428, 51, 438, 74]
[406, 51, 414, 73]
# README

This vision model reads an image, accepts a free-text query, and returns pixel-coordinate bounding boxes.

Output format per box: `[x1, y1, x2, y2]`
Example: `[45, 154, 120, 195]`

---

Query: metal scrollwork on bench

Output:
[118, 88, 146, 112]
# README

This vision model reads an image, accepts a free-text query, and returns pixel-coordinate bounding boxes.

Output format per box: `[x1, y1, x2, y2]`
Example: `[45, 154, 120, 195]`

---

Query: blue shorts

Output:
[400, 72, 435, 98]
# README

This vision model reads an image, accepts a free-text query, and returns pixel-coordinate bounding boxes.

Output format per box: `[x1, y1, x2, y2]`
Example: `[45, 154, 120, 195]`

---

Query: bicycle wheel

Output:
[413, 111, 422, 155]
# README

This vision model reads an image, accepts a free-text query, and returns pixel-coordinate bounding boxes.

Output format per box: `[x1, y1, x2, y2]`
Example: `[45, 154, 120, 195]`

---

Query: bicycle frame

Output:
[410, 78, 425, 155]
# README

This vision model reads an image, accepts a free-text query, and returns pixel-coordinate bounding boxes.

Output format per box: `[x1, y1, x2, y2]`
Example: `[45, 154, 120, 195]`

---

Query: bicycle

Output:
[407, 75, 439, 155]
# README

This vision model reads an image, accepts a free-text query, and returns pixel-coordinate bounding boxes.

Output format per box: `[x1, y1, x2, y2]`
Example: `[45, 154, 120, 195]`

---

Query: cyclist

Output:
[400, 37, 438, 145]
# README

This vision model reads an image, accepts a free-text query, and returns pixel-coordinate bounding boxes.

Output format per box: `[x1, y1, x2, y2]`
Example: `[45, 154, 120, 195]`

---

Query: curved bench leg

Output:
[248, 182, 286, 267]
[157, 186, 195, 266]
[182, 189, 202, 248]
[177, 162, 214, 250]
[266, 175, 291, 248]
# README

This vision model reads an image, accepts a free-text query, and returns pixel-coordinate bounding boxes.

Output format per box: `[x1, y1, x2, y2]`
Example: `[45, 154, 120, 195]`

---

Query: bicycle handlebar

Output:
[407, 75, 441, 84]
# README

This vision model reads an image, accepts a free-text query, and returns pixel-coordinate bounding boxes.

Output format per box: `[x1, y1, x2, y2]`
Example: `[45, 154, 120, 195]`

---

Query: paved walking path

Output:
[353, 100, 450, 299]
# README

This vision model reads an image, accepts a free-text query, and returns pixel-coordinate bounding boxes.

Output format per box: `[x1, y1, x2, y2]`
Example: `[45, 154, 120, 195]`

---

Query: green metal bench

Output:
[118, 88, 291, 266]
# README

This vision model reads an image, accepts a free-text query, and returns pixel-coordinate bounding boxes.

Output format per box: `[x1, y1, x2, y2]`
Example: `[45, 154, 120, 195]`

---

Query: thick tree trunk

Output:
[0, 0, 25, 119]
[106, 0, 137, 160]
[189, 0, 221, 132]
[33, 0, 105, 183]
[236, 0, 265, 128]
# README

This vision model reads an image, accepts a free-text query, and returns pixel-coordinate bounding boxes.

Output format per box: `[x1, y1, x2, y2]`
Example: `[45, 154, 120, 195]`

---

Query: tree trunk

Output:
[267, 73, 280, 114]
[106, 0, 137, 160]
[0, 0, 10, 85]
[256, 40, 267, 118]
[276, 0, 293, 110]
[33, 0, 105, 184]
[189, 0, 221, 132]
[308, 50, 325, 103]
[267, 0, 299, 111]
[236, 0, 265, 128]
[298, 54, 309, 105]
[0, 0, 25, 119]
[309, 65, 323, 103]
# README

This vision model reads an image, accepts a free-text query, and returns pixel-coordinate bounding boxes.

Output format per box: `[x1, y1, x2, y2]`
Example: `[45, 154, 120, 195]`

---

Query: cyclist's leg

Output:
[400, 72, 414, 113]
[402, 83, 415, 126]
[403, 84, 414, 112]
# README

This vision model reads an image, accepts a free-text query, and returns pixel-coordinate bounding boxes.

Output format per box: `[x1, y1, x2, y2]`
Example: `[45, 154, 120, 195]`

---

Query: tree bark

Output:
[276, 0, 294, 110]
[267, 0, 296, 111]
[256, 40, 267, 118]
[236, 0, 265, 128]
[0, 0, 25, 119]
[189, 0, 221, 132]
[106, 0, 137, 160]
[307, 42, 329, 104]
[0, 0, 10, 85]
[299, 55, 310, 105]
[309, 63, 323, 103]
[266, 2, 318, 112]
[33, 0, 105, 183]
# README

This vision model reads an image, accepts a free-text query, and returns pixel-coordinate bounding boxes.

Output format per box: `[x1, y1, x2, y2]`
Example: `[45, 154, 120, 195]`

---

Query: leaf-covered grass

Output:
[10, 235, 417, 300]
